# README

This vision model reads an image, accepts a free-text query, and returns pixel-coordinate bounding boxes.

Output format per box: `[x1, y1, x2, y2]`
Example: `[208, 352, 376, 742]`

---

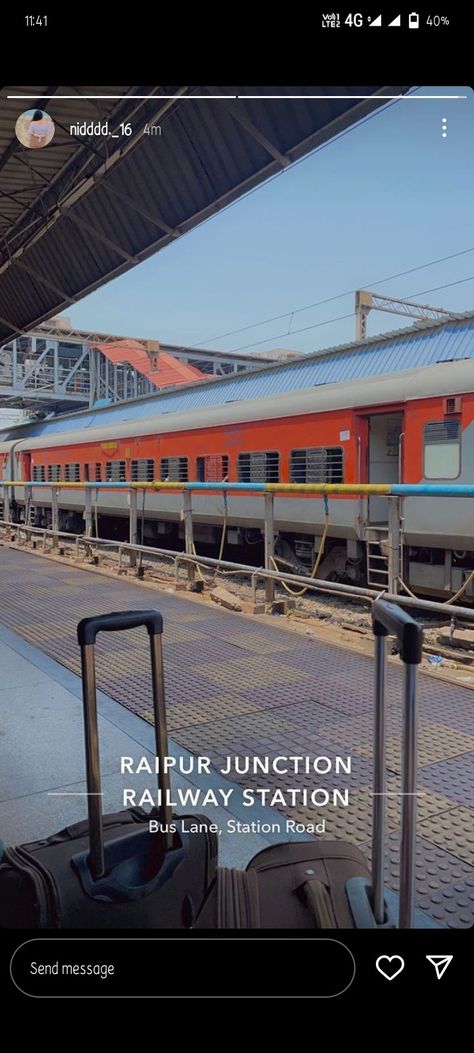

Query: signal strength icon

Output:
[388, 14, 401, 26]
[370, 14, 382, 26]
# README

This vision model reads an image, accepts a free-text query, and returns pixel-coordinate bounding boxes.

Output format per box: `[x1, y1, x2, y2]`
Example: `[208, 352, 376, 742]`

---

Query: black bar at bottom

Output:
[11, 938, 355, 998]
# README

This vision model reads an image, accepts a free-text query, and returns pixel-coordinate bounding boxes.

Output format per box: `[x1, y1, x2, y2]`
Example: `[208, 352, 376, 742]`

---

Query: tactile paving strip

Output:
[354, 724, 474, 772]
[418, 752, 474, 809]
[418, 701, 474, 737]
[359, 829, 474, 899]
[286, 781, 455, 845]
[167, 696, 266, 731]
[418, 807, 474, 865]
[196, 654, 314, 688]
[417, 875, 474, 928]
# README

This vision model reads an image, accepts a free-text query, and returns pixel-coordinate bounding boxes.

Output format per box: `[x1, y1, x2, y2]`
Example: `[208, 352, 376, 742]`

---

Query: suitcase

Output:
[205, 598, 423, 929]
[0, 610, 218, 929]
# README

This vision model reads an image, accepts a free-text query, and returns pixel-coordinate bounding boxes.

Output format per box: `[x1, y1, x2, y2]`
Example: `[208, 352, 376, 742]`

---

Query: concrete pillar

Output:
[129, 489, 138, 568]
[387, 496, 401, 594]
[264, 491, 275, 604]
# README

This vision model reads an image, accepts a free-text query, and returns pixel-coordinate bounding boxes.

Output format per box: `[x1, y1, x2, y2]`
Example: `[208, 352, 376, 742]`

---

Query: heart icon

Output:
[375, 955, 405, 981]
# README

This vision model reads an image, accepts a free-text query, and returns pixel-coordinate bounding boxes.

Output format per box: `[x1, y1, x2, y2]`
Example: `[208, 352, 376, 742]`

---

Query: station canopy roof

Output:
[0, 85, 409, 345]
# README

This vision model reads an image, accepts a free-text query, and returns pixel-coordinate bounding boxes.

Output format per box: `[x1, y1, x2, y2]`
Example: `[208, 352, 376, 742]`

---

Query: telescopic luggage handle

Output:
[77, 610, 173, 880]
[77, 610, 163, 645]
[372, 600, 423, 664]
[371, 599, 423, 930]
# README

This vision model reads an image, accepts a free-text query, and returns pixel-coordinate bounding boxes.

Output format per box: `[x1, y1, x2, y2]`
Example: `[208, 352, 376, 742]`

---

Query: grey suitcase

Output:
[209, 598, 424, 929]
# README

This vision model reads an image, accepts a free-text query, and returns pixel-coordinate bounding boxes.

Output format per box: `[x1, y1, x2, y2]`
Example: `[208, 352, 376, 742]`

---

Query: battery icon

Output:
[408, 11, 419, 27]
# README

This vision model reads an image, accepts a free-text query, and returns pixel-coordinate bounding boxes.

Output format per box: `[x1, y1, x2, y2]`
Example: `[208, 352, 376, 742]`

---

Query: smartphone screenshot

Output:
[0, 9, 470, 1006]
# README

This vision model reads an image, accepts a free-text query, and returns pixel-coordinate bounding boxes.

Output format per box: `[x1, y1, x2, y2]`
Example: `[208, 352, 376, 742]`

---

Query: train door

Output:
[19, 450, 31, 481]
[367, 412, 403, 523]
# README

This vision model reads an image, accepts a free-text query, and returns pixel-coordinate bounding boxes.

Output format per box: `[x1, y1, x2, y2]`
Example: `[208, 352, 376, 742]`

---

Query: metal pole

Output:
[129, 489, 138, 568]
[149, 634, 173, 850]
[264, 492, 275, 605]
[182, 490, 195, 583]
[84, 487, 93, 537]
[50, 488, 59, 545]
[53, 340, 59, 391]
[88, 347, 95, 407]
[372, 634, 386, 924]
[387, 496, 401, 595]
[12, 340, 17, 387]
[79, 643, 105, 880]
[399, 663, 417, 929]
[3, 485, 10, 524]
[24, 488, 31, 528]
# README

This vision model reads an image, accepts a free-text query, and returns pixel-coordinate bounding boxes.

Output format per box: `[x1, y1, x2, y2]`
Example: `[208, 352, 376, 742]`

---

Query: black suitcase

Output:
[0, 610, 218, 929]
[202, 599, 424, 929]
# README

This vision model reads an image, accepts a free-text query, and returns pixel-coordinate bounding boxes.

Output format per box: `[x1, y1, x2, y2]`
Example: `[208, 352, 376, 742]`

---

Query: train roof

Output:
[3, 359, 474, 455]
[1, 309, 474, 443]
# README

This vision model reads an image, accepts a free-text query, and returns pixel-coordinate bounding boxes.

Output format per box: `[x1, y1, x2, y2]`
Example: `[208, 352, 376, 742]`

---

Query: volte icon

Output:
[426, 955, 453, 980]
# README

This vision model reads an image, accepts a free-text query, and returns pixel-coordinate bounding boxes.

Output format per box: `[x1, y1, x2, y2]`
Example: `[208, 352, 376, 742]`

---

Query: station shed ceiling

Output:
[0, 85, 409, 344]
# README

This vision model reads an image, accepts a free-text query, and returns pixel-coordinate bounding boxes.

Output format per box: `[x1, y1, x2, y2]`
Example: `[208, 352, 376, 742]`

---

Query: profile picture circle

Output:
[15, 109, 55, 150]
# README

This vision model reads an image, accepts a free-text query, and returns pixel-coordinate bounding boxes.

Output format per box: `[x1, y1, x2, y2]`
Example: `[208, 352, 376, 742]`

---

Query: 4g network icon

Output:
[321, 12, 435, 28]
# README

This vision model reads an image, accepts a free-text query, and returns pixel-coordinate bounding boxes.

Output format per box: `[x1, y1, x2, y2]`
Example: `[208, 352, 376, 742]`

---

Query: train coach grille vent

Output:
[106, 461, 126, 482]
[238, 451, 279, 483]
[64, 463, 81, 482]
[131, 459, 155, 482]
[160, 457, 188, 482]
[424, 420, 460, 442]
[290, 446, 344, 484]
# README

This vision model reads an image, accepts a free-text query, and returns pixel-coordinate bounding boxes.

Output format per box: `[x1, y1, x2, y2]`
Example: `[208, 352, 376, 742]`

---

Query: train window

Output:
[196, 455, 229, 482]
[90, 463, 101, 482]
[131, 458, 155, 482]
[424, 421, 461, 479]
[105, 460, 126, 482]
[160, 457, 188, 482]
[47, 465, 62, 482]
[32, 465, 45, 482]
[238, 451, 279, 483]
[64, 463, 81, 482]
[290, 447, 344, 484]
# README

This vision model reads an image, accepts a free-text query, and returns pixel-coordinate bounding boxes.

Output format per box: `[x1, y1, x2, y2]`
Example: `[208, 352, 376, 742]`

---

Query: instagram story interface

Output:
[0, 85, 473, 955]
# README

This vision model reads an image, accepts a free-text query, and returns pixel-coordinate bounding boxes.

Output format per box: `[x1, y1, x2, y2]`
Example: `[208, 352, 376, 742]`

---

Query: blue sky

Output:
[68, 86, 474, 355]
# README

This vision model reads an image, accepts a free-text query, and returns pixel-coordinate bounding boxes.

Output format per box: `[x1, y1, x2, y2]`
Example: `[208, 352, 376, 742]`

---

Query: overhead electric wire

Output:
[218, 273, 474, 354]
[191, 246, 474, 348]
[224, 312, 355, 353]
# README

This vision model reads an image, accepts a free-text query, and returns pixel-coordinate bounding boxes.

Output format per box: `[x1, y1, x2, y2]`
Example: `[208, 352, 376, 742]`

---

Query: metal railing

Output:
[1, 476, 474, 621]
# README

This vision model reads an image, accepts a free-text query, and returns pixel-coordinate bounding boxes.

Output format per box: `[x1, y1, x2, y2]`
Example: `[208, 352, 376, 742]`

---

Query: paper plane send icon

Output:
[426, 955, 453, 980]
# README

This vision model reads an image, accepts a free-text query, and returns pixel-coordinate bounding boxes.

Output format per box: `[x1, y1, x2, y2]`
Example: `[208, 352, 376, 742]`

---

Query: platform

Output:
[1, 545, 473, 928]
